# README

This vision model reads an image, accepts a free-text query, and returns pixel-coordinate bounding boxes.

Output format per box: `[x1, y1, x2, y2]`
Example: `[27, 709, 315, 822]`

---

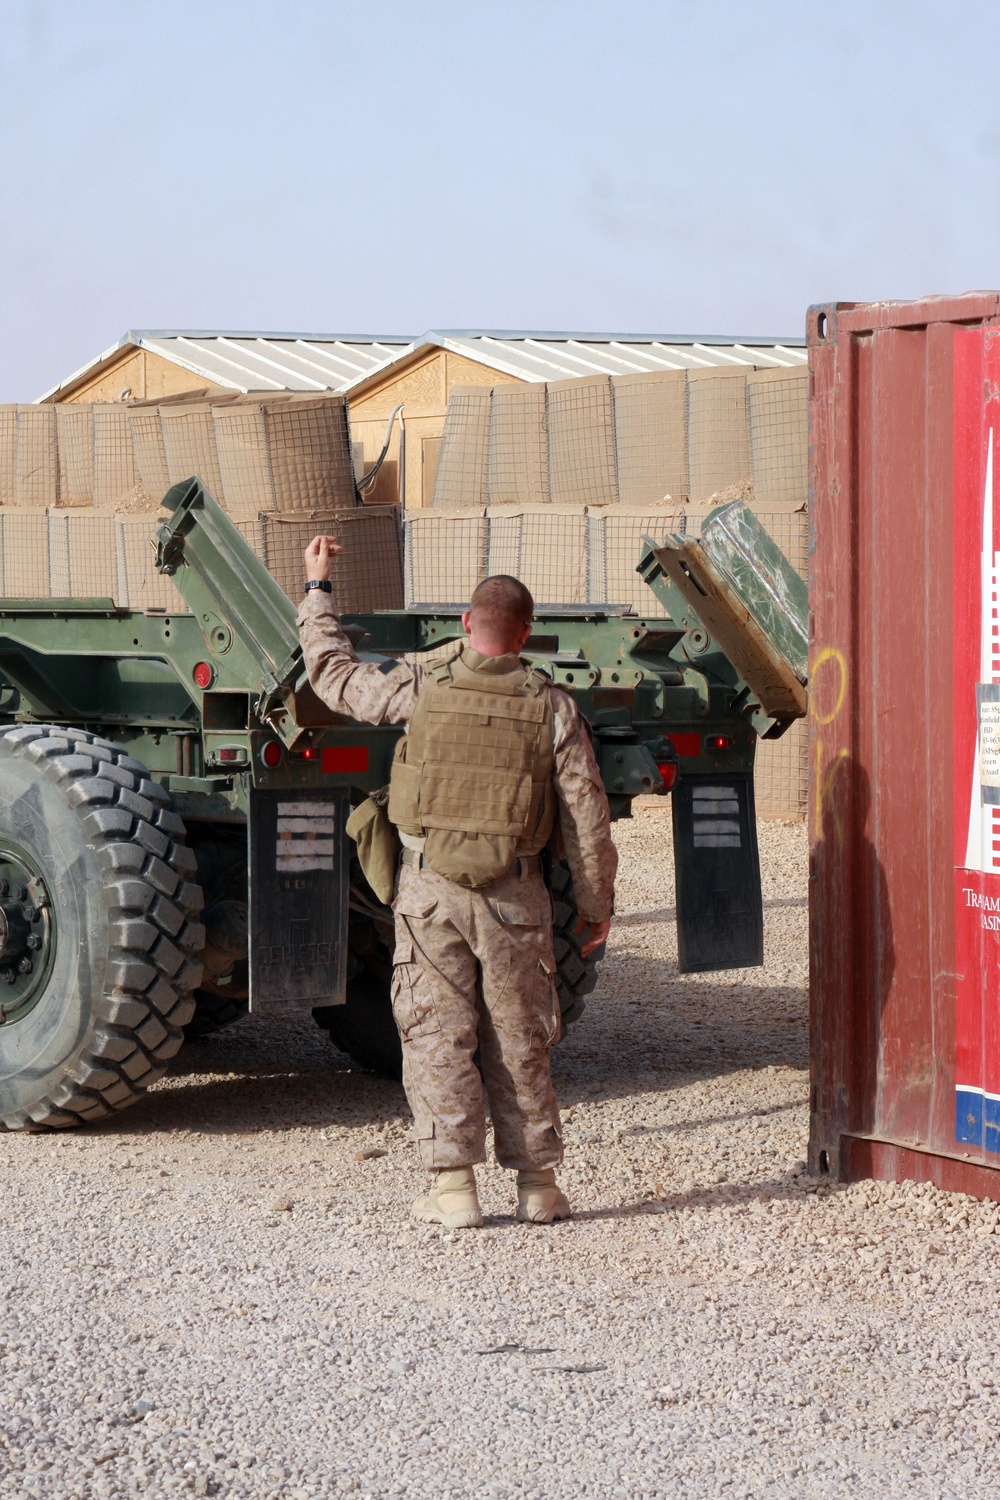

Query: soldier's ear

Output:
[461, 610, 473, 637]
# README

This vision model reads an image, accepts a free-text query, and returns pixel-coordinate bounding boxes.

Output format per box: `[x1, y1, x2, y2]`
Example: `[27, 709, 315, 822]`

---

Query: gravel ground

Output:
[2, 815, 1000, 1499]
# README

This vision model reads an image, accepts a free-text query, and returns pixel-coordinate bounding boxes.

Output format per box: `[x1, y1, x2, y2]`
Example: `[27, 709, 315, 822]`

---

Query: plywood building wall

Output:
[60, 347, 226, 405]
[347, 348, 520, 508]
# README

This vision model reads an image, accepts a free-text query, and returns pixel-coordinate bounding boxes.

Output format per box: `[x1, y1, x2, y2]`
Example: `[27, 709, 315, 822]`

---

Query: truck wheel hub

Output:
[0, 849, 55, 1025]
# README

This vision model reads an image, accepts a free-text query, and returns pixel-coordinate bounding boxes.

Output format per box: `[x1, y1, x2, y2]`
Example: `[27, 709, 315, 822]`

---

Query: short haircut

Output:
[469, 574, 534, 641]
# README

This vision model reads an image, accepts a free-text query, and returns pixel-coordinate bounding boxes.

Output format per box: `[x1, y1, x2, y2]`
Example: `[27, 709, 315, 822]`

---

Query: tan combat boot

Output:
[412, 1167, 483, 1229]
[516, 1169, 571, 1224]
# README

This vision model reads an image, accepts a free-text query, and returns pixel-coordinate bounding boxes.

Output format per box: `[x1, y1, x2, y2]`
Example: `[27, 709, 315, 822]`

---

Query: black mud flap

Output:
[248, 788, 349, 1013]
[671, 775, 763, 972]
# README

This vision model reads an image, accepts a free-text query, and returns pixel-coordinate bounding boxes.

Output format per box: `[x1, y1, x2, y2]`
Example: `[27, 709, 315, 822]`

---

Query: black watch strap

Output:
[304, 579, 333, 594]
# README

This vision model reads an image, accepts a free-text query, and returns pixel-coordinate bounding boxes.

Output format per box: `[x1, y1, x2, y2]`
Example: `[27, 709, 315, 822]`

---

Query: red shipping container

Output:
[810, 293, 1000, 1199]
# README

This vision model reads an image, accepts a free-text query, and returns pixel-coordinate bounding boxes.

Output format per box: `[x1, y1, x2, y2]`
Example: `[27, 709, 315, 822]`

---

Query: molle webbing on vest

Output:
[387, 648, 556, 888]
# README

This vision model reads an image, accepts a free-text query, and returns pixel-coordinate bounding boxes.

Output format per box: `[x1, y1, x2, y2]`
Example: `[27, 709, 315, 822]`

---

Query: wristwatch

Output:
[303, 580, 333, 594]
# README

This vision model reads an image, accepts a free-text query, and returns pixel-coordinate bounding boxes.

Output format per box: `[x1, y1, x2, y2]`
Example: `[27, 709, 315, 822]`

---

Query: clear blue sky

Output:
[2, 0, 998, 400]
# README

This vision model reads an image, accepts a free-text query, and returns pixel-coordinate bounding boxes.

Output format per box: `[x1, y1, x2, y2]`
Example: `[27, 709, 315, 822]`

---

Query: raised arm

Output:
[296, 536, 420, 726]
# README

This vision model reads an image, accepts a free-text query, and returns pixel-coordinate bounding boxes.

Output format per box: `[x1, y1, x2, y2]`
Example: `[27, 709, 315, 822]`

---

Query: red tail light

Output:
[704, 734, 732, 751]
[260, 740, 283, 769]
[193, 661, 214, 689]
[656, 761, 678, 792]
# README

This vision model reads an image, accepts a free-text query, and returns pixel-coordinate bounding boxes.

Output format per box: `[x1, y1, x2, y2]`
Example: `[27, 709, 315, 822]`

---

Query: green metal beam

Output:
[155, 478, 305, 705]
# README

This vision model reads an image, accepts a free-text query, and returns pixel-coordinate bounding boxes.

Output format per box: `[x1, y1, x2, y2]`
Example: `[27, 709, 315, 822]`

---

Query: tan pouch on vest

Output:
[422, 827, 518, 889]
[346, 790, 399, 906]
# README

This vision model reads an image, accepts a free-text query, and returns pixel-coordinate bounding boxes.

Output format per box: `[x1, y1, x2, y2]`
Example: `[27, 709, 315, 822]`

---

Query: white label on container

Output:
[981, 700, 1000, 788]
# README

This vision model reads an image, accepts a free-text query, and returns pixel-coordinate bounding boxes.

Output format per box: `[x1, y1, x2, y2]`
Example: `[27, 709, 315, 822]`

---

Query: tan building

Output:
[40, 330, 806, 508]
[38, 330, 412, 405]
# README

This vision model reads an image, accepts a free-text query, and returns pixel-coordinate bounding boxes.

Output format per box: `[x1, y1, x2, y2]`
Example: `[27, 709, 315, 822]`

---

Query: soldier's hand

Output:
[304, 535, 344, 582]
[577, 917, 611, 959]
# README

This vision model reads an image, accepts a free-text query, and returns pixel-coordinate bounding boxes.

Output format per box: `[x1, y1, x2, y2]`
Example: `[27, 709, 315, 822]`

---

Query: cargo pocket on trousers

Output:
[390, 931, 440, 1040]
[489, 888, 545, 929]
[533, 957, 561, 1048]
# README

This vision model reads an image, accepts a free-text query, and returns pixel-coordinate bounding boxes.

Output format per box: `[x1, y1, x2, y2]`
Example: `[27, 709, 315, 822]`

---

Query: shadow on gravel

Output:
[645, 1175, 843, 1212]
[92, 1017, 407, 1137]
[614, 893, 806, 927]
[571, 1175, 845, 1222]
[91, 945, 808, 1135]
[607, 1097, 802, 1138]
[552, 958, 809, 1110]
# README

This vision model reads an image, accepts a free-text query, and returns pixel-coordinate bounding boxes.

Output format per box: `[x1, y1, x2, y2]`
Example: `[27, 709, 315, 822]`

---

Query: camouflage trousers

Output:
[391, 859, 564, 1172]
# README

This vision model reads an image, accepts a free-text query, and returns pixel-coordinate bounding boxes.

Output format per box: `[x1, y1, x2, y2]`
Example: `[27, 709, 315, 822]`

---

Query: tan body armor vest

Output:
[387, 646, 556, 888]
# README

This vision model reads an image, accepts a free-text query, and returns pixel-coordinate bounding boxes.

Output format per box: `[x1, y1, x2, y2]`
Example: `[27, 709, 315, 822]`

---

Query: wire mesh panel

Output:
[159, 401, 225, 497]
[755, 718, 807, 820]
[546, 376, 618, 506]
[116, 517, 185, 612]
[258, 506, 403, 609]
[256, 513, 315, 597]
[93, 405, 140, 508]
[0, 406, 16, 508]
[590, 505, 683, 616]
[404, 509, 487, 604]
[49, 512, 117, 597]
[55, 405, 95, 507]
[127, 403, 171, 500]
[752, 504, 808, 580]
[486, 505, 588, 604]
[686, 369, 751, 502]
[0, 512, 50, 595]
[47, 512, 71, 596]
[262, 396, 356, 511]
[612, 371, 688, 504]
[230, 515, 265, 560]
[332, 505, 404, 610]
[748, 368, 808, 507]
[487, 386, 548, 506]
[483, 506, 521, 580]
[432, 387, 492, 509]
[16, 405, 58, 506]
[213, 403, 276, 515]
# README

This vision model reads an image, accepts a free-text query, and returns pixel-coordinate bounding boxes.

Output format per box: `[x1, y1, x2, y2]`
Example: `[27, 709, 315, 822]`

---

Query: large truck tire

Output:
[313, 858, 602, 1079]
[547, 856, 606, 1024]
[0, 726, 205, 1130]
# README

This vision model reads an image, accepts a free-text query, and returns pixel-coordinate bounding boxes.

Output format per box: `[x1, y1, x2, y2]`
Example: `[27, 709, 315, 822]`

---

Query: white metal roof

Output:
[37, 331, 416, 401]
[38, 328, 806, 402]
[341, 331, 807, 394]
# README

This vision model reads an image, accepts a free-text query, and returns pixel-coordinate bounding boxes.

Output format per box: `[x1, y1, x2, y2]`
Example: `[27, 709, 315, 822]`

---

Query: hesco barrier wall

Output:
[0, 393, 359, 514]
[0, 392, 401, 614]
[425, 366, 810, 818]
[404, 501, 808, 821]
[432, 366, 807, 510]
[0, 505, 404, 616]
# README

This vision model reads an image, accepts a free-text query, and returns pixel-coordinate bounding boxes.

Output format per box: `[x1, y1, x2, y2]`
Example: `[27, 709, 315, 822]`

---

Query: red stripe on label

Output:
[321, 746, 369, 774]
[667, 733, 702, 758]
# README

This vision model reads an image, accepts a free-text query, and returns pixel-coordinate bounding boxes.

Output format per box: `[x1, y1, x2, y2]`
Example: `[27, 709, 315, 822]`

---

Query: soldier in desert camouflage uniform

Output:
[298, 535, 617, 1229]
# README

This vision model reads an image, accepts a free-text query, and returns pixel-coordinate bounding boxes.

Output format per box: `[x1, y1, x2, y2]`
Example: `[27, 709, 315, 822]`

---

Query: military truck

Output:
[0, 479, 806, 1129]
